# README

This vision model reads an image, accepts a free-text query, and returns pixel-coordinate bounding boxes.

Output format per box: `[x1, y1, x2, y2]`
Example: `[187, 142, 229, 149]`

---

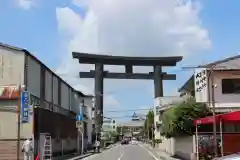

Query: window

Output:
[112, 120, 115, 124]
[222, 79, 240, 94]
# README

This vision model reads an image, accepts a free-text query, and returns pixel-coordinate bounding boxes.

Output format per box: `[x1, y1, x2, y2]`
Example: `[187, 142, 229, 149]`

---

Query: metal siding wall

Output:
[52, 76, 58, 105]
[60, 82, 69, 110]
[70, 90, 75, 112]
[44, 70, 52, 102]
[73, 94, 80, 113]
[0, 47, 25, 86]
[27, 56, 41, 97]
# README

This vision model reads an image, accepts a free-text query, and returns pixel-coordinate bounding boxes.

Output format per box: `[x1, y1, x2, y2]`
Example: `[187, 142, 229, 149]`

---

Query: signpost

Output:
[21, 91, 29, 123]
[76, 113, 84, 155]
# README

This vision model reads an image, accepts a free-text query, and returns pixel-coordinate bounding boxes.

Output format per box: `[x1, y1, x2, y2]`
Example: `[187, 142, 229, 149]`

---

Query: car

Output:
[131, 137, 138, 145]
[213, 153, 240, 160]
[121, 138, 130, 145]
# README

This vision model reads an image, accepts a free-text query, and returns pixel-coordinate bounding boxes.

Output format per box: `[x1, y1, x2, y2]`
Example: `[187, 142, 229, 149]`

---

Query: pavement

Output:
[64, 144, 117, 160]
[72, 142, 181, 160]
[140, 143, 181, 160]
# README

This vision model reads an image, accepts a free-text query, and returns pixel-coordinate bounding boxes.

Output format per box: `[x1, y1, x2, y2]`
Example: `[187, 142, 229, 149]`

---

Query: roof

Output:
[179, 54, 240, 92]
[201, 54, 240, 68]
[72, 52, 182, 66]
[178, 75, 194, 92]
[0, 42, 86, 97]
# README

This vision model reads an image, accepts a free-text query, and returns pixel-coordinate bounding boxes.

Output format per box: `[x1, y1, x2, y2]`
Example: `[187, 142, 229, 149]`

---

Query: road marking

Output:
[139, 144, 159, 160]
[117, 151, 124, 160]
[117, 145, 125, 160]
[82, 144, 120, 160]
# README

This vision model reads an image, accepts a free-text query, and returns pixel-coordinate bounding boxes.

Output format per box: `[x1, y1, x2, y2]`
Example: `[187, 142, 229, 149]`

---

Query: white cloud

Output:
[17, 0, 35, 10]
[55, 0, 211, 108]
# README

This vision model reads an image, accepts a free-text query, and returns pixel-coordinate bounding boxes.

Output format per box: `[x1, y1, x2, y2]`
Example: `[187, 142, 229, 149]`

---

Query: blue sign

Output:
[76, 114, 83, 121]
[21, 91, 29, 123]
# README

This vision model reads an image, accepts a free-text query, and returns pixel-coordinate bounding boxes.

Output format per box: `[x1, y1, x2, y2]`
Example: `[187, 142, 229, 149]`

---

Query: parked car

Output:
[121, 138, 129, 145]
[213, 153, 240, 160]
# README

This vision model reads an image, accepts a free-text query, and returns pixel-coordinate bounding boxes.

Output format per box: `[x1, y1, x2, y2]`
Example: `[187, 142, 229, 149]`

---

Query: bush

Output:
[161, 98, 210, 138]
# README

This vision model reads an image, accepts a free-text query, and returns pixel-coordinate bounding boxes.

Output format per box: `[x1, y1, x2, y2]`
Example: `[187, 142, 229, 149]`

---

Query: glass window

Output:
[222, 78, 240, 94]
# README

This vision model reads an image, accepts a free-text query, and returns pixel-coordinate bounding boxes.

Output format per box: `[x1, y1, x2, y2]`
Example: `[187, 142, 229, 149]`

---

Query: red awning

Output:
[194, 114, 222, 125]
[221, 111, 240, 122]
[194, 111, 240, 125]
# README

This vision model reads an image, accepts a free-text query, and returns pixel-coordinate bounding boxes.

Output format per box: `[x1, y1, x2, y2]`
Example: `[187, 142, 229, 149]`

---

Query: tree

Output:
[144, 110, 155, 140]
[161, 98, 210, 138]
[116, 126, 122, 134]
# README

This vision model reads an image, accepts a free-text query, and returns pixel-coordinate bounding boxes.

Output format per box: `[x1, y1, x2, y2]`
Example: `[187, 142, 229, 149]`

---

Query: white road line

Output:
[139, 144, 159, 160]
[117, 152, 124, 160]
[117, 145, 125, 160]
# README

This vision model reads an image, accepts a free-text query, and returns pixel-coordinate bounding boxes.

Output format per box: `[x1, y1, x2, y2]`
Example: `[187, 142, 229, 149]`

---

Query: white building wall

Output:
[83, 96, 93, 144]
[154, 97, 183, 140]
[0, 46, 32, 139]
[211, 71, 240, 111]
[0, 46, 25, 86]
[194, 69, 240, 112]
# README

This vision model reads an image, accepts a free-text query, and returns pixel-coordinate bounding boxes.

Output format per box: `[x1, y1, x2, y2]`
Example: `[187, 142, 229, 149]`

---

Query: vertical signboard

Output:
[21, 91, 29, 123]
[194, 68, 208, 103]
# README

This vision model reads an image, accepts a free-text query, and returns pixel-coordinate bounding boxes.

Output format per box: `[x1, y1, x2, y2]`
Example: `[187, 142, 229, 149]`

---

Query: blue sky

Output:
[1, 0, 240, 121]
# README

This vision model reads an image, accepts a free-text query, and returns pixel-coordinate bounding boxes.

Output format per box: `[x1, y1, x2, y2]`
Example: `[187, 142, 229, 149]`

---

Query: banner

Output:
[21, 91, 29, 123]
[194, 68, 208, 103]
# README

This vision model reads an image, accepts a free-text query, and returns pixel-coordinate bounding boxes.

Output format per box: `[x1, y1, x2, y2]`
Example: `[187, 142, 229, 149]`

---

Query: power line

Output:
[104, 115, 146, 119]
[105, 108, 152, 112]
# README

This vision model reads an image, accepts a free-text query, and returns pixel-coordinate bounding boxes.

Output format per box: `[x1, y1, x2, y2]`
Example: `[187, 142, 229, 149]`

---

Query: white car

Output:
[131, 138, 138, 145]
[213, 153, 240, 160]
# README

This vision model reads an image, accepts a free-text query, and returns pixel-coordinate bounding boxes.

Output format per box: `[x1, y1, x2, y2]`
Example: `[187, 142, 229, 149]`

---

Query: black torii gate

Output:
[72, 52, 182, 135]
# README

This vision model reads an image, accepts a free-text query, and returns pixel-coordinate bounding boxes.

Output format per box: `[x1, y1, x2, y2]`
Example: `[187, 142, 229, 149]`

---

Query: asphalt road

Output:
[81, 143, 158, 160]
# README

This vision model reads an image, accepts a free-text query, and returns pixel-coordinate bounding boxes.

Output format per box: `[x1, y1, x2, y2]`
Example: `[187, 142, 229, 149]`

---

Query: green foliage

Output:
[116, 126, 122, 134]
[161, 98, 210, 138]
[154, 139, 162, 144]
[144, 110, 155, 139]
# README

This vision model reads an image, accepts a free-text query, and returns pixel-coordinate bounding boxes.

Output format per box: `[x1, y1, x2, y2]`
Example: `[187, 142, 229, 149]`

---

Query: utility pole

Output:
[16, 85, 21, 160]
[209, 67, 218, 157]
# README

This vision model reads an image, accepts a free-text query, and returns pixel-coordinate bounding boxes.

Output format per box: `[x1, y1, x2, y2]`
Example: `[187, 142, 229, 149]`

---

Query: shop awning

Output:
[194, 111, 240, 125]
[194, 114, 222, 125]
[221, 110, 240, 122]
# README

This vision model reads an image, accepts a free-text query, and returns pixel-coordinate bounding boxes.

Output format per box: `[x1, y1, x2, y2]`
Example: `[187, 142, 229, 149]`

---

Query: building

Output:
[178, 55, 240, 113]
[120, 112, 145, 138]
[154, 97, 183, 140]
[0, 43, 94, 159]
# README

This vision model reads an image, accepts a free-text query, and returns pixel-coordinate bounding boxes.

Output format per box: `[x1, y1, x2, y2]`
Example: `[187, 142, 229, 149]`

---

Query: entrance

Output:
[72, 52, 182, 136]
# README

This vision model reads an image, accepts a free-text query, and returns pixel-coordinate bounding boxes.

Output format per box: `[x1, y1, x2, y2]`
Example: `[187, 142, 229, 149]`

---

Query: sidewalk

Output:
[141, 143, 181, 160]
[63, 143, 117, 160]
[53, 152, 92, 160]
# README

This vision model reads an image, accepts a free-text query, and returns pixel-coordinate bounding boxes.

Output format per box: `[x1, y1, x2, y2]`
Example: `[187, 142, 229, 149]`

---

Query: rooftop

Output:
[0, 42, 88, 97]
[178, 54, 240, 92]
[72, 52, 182, 66]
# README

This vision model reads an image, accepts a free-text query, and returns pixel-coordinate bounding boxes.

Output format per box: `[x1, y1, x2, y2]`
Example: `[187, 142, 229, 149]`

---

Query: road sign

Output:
[21, 91, 29, 123]
[76, 114, 83, 121]
[76, 121, 83, 128]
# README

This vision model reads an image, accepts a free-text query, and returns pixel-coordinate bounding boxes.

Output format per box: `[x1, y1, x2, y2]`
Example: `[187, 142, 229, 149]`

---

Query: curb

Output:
[66, 153, 92, 160]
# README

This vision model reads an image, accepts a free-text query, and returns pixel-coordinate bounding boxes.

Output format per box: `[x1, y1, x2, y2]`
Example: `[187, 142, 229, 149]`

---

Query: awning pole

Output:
[220, 120, 223, 157]
[196, 124, 199, 160]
